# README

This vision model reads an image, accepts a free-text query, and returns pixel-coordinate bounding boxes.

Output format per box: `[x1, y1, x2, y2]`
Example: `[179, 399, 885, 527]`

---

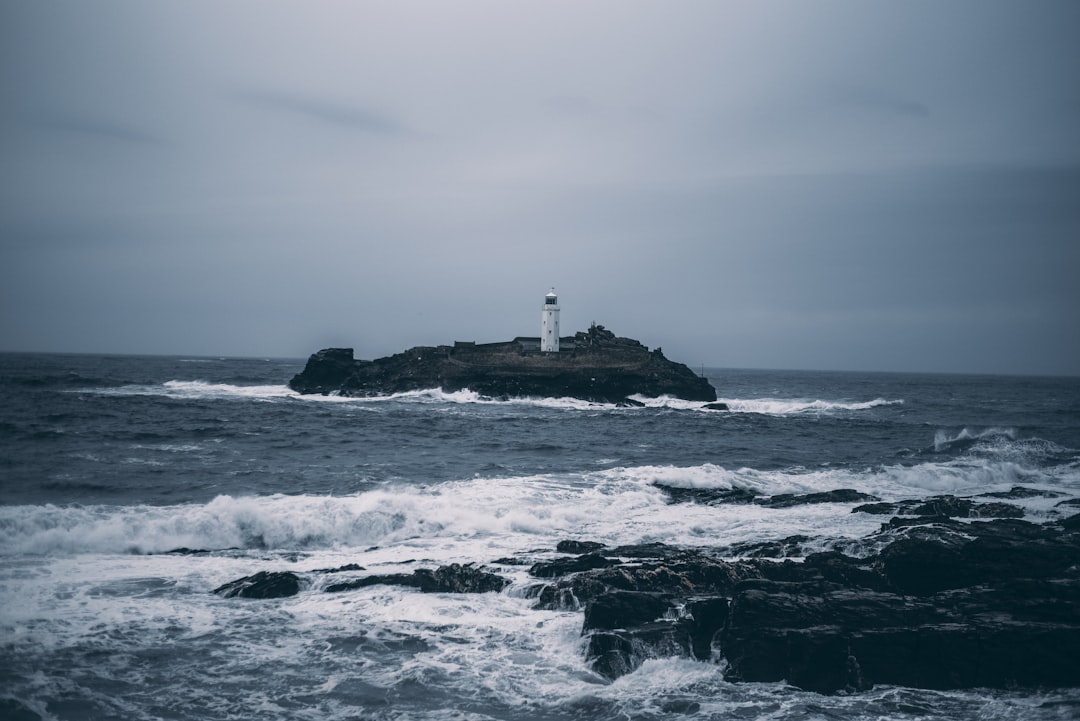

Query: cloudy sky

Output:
[2, 1, 1078, 374]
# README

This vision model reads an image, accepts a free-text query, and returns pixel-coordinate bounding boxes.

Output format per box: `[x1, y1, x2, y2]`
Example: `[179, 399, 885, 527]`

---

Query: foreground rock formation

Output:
[288, 324, 717, 404]
[210, 486, 1080, 694]
[522, 488, 1080, 693]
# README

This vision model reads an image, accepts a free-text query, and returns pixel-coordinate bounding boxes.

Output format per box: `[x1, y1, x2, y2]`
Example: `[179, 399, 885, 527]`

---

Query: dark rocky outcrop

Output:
[654, 484, 879, 509]
[521, 513, 1080, 693]
[853, 494, 1024, 518]
[214, 563, 509, 599]
[557, 540, 607, 554]
[755, 489, 880, 508]
[288, 324, 716, 404]
[324, 563, 508, 594]
[654, 483, 759, 506]
[213, 571, 305, 599]
[978, 485, 1066, 500]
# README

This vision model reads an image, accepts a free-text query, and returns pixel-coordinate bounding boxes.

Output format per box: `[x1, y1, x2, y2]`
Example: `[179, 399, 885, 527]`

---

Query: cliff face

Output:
[288, 324, 717, 404]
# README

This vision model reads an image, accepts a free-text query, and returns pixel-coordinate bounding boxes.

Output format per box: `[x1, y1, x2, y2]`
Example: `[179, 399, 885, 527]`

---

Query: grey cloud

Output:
[25, 111, 165, 145]
[233, 89, 411, 135]
[1, 1, 1078, 374]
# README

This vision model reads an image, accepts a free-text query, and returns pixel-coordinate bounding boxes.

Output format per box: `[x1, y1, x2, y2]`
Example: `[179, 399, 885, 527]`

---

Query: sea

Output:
[2, 352, 1079, 721]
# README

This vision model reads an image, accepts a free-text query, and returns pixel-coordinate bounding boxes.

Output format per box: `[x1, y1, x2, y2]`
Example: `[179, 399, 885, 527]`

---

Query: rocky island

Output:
[288, 322, 717, 405]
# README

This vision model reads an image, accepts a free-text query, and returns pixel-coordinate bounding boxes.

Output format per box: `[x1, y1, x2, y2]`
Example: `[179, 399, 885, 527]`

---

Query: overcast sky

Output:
[2, 1, 1078, 374]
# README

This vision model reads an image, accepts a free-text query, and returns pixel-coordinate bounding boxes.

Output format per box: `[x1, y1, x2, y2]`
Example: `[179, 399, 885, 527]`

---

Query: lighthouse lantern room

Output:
[541, 290, 560, 352]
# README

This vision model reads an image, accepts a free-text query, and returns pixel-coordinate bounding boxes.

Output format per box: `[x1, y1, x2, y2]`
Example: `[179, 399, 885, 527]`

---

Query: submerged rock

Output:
[288, 324, 717, 404]
[213, 571, 304, 599]
[852, 494, 1025, 518]
[324, 563, 508, 594]
[755, 489, 880, 508]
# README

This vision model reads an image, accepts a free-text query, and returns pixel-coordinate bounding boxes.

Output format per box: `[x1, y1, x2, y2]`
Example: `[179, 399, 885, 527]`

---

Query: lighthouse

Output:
[541, 290, 560, 352]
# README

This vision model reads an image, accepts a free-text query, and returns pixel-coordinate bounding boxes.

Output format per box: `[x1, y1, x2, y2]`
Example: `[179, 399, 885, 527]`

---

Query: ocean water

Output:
[1, 352, 1079, 720]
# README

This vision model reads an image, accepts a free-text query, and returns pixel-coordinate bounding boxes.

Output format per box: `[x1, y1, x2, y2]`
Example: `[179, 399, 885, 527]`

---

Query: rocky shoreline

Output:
[211, 485, 1080, 694]
[287, 324, 717, 404]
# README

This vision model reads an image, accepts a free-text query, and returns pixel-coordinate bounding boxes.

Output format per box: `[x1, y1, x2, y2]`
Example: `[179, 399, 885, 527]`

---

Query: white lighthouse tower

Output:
[541, 289, 560, 352]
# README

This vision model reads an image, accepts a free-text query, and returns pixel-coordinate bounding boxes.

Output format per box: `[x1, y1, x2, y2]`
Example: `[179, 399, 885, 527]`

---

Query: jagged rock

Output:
[523, 508, 1080, 693]
[978, 485, 1065, 499]
[852, 494, 1024, 518]
[311, 562, 366, 573]
[727, 535, 813, 558]
[288, 327, 717, 404]
[755, 489, 880, 508]
[583, 590, 672, 631]
[213, 571, 304, 599]
[556, 540, 607, 554]
[720, 578, 1080, 693]
[325, 563, 507, 594]
[529, 553, 622, 578]
[288, 347, 356, 395]
[654, 483, 759, 505]
[586, 623, 694, 680]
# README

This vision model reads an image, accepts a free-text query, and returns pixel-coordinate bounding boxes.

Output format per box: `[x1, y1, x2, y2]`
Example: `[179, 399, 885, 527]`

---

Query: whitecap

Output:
[714, 397, 903, 415]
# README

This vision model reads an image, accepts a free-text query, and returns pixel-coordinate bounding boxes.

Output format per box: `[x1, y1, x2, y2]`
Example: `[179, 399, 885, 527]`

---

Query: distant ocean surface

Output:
[2, 352, 1079, 720]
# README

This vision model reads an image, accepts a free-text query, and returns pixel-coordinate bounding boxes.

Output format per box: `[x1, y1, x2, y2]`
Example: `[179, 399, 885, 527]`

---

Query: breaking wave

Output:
[4, 457, 1077, 557]
[715, 397, 903, 415]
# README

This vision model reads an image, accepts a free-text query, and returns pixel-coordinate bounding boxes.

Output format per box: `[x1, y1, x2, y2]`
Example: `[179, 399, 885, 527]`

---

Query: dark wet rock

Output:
[287, 347, 357, 395]
[325, 563, 508, 594]
[756, 489, 880, 508]
[1057, 498, 1080, 508]
[684, 597, 730, 660]
[726, 535, 812, 558]
[288, 325, 716, 403]
[311, 563, 365, 573]
[583, 590, 672, 631]
[803, 551, 887, 591]
[535, 508, 1080, 692]
[605, 542, 700, 561]
[852, 494, 1024, 518]
[581, 593, 731, 678]
[586, 622, 694, 680]
[656, 486, 879, 509]
[213, 571, 304, 599]
[852, 502, 898, 515]
[529, 545, 780, 613]
[721, 577, 1080, 693]
[978, 485, 1066, 500]
[529, 553, 621, 578]
[653, 483, 759, 505]
[703, 402, 729, 411]
[556, 539, 607, 554]
[165, 547, 213, 555]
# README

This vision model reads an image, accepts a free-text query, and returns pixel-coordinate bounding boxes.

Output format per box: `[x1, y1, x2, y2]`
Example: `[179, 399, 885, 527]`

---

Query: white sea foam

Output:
[715, 397, 903, 415]
[6, 455, 1075, 560]
[83, 379, 907, 418]
[934, 426, 1018, 451]
[90, 380, 300, 401]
